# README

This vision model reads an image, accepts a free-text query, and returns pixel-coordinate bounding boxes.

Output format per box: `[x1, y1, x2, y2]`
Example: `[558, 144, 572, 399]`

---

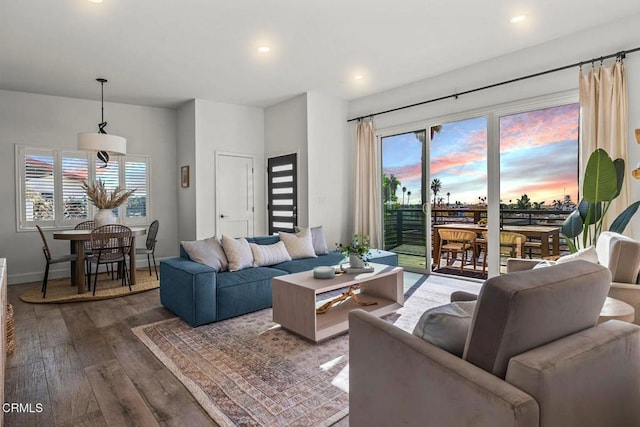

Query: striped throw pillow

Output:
[250, 241, 292, 267]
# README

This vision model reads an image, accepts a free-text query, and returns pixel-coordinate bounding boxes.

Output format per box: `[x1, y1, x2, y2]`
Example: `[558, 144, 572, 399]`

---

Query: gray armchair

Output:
[507, 231, 640, 324]
[349, 260, 640, 427]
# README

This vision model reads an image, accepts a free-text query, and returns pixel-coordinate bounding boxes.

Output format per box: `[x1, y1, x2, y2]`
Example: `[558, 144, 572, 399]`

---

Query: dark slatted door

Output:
[267, 154, 297, 234]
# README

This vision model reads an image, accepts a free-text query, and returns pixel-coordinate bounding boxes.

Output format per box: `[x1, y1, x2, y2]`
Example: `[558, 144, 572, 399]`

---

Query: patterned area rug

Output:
[133, 274, 469, 426]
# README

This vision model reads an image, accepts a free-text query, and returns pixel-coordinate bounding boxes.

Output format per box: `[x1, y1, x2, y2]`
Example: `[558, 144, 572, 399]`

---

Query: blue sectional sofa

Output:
[159, 235, 398, 327]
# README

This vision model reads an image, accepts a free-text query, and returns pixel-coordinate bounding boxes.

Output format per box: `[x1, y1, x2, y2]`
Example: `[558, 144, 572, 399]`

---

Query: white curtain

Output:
[579, 59, 629, 230]
[354, 119, 382, 248]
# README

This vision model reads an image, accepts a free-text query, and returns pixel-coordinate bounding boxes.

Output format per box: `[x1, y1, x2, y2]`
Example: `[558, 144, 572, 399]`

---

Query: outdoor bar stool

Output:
[437, 229, 477, 273]
[481, 231, 527, 275]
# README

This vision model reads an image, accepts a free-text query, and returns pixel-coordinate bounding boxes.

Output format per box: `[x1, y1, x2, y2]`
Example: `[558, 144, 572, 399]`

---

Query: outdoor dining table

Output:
[53, 226, 147, 294]
[432, 223, 561, 270]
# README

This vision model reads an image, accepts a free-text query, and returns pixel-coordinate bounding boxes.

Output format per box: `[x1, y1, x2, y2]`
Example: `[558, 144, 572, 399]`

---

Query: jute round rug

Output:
[20, 269, 159, 303]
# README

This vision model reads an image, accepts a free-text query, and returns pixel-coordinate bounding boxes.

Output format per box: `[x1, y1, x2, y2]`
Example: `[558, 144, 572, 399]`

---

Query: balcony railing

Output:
[383, 207, 571, 251]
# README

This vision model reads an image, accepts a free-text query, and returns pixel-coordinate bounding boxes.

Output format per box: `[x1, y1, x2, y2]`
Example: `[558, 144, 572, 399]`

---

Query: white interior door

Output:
[216, 153, 254, 237]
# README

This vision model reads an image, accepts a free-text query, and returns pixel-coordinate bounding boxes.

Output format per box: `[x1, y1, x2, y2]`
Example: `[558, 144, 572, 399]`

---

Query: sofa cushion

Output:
[279, 228, 317, 259]
[271, 252, 344, 274]
[221, 235, 254, 271]
[181, 237, 228, 271]
[413, 301, 476, 357]
[216, 266, 287, 288]
[463, 260, 611, 379]
[250, 241, 291, 267]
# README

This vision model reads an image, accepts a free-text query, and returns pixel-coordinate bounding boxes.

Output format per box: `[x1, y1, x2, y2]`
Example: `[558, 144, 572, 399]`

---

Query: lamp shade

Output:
[77, 132, 126, 155]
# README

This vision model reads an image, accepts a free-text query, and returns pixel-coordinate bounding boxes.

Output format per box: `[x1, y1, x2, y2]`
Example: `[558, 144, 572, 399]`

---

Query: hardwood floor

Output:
[4, 270, 482, 427]
[4, 272, 217, 427]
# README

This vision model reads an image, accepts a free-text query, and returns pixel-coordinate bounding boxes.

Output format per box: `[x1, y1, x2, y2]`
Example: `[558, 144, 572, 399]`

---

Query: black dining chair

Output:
[36, 225, 77, 298]
[75, 220, 96, 288]
[136, 220, 159, 280]
[88, 225, 132, 295]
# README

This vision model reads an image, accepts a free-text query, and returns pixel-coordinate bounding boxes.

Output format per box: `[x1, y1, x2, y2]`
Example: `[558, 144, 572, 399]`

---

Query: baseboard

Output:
[7, 256, 169, 286]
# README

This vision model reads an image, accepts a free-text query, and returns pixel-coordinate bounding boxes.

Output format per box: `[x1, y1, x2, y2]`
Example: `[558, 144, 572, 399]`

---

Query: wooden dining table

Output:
[432, 223, 561, 270]
[53, 226, 147, 294]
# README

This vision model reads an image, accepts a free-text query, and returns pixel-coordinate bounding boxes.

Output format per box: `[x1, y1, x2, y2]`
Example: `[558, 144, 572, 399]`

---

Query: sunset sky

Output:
[382, 103, 579, 206]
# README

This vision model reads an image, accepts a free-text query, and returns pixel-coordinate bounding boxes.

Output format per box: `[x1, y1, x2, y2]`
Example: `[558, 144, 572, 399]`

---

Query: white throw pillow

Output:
[279, 228, 317, 259]
[294, 225, 329, 255]
[181, 237, 228, 272]
[555, 245, 599, 265]
[221, 235, 254, 271]
[250, 241, 292, 267]
[412, 301, 476, 357]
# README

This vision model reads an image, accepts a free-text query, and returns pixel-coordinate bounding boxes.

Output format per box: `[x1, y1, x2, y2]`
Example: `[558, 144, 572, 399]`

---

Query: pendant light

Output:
[78, 78, 126, 167]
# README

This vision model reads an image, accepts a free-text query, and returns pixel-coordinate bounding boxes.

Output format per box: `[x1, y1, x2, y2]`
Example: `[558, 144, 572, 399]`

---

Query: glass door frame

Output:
[376, 90, 578, 278]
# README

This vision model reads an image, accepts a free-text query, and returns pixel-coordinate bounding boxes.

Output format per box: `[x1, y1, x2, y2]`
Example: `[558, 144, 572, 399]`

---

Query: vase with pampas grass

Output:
[82, 179, 136, 227]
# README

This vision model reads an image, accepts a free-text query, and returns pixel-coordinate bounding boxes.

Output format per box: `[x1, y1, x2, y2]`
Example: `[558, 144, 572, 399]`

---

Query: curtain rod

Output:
[347, 46, 640, 123]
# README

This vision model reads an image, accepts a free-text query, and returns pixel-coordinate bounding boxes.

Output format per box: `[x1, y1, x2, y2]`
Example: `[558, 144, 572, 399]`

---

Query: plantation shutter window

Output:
[16, 145, 151, 230]
[61, 154, 89, 221]
[124, 157, 149, 223]
[22, 148, 56, 226]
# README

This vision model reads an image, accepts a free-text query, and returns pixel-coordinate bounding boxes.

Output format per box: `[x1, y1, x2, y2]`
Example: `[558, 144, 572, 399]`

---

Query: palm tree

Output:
[407, 191, 412, 205]
[516, 194, 532, 210]
[446, 192, 451, 206]
[402, 186, 407, 206]
[430, 179, 442, 207]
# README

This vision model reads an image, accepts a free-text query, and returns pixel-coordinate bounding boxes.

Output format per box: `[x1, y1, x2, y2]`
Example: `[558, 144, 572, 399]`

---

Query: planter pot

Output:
[94, 208, 117, 228]
[349, 253, 366, 269]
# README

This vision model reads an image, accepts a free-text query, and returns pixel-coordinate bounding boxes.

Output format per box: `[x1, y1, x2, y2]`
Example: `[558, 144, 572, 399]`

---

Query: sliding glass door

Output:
[381, 130, 428, 270]
[430, 117, 488, 278]
[378, 95, 579, 278]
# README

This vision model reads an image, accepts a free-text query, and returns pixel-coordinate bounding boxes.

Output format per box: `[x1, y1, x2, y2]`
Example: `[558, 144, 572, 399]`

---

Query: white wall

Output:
[177, 100, 197, 241]
[348, 13, 640, 240]
[306, 92, 351, 248]
[194, 99, 266, 238]
[0, 89, 178, 284]
[264, 94, 309, 227]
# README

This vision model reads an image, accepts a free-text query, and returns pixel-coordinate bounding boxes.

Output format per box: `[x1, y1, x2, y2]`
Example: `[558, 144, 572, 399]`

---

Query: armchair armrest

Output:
[349, 310, 539, 427]
[507, 320, 640, 427]
[159, 257, 218, 326]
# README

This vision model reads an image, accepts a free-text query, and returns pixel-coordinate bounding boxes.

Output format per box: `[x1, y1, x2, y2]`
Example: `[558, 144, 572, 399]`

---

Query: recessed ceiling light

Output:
[510, 15, 526, 24]
[354, 74, 364, 80]
[88, 0, 103, 3]
[257, 46, 271, 53]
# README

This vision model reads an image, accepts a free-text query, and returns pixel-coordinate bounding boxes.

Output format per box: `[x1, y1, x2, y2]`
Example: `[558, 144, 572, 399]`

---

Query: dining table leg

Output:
[75, 240, 86, 294]
[130, 236, 137, 286]
[551, 231, 560, 256]
[432, 232, 441, 270]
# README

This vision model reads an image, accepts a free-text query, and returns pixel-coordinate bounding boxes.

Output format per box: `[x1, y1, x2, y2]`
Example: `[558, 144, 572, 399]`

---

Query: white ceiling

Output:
[2, 0, 640, 109]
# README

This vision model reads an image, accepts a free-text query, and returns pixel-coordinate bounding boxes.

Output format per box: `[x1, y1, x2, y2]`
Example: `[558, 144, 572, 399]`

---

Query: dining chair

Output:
[36, 225, 78, 298]
[88, 225, 132, 295]
[136, 220, 159, 280]
[74, 220, 96, 288]
[437, 229, 477, 273]
[481, 231, 527, 275]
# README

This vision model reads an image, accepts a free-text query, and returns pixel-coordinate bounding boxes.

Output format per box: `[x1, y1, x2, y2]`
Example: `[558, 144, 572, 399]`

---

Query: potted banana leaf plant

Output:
[562, 148, 640, 252]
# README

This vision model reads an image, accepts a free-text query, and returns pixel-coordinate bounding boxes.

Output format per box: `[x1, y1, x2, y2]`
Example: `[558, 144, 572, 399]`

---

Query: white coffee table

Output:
[272, 263, 404, 342]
